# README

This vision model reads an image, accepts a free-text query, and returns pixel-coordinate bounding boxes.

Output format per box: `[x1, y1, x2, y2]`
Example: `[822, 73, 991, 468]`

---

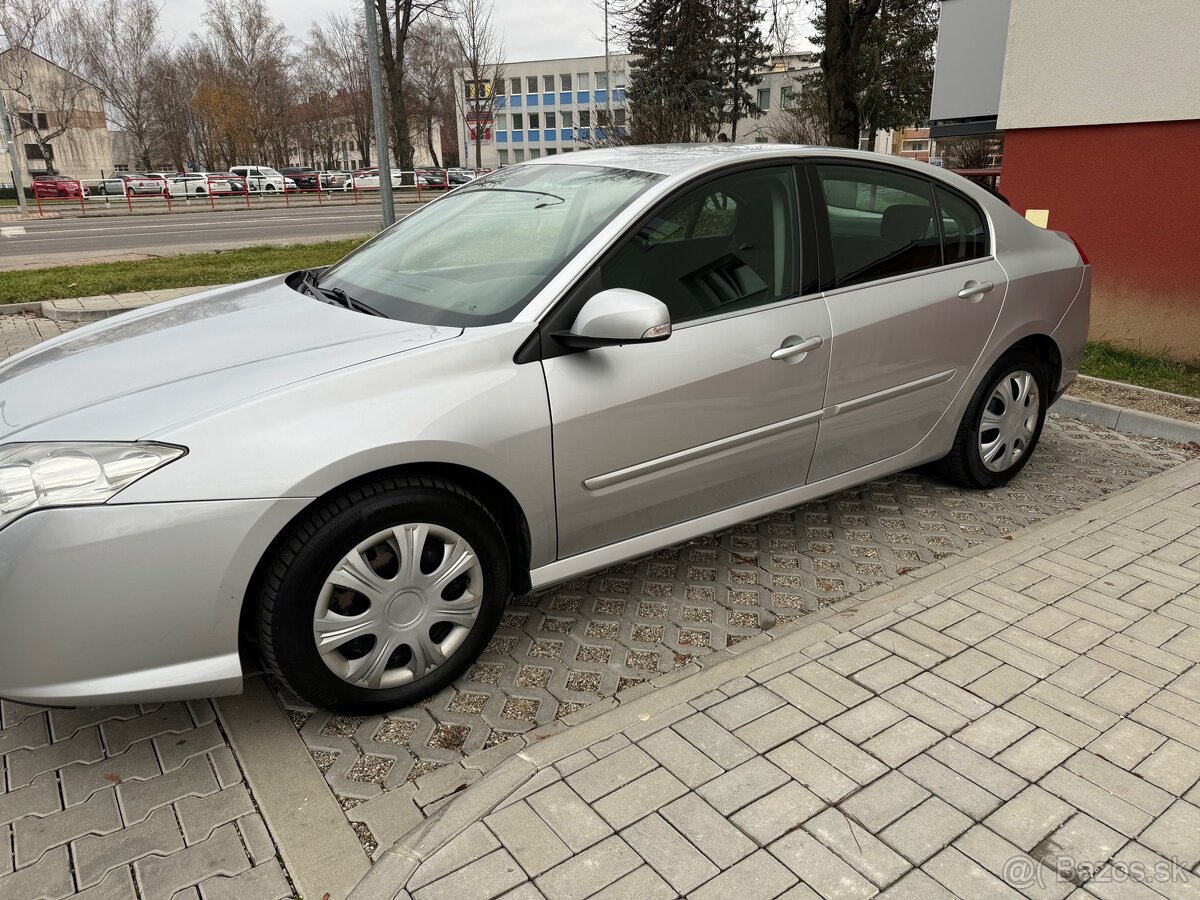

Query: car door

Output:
[806, 161, 1006, 482]
[541, 163, 833, 558]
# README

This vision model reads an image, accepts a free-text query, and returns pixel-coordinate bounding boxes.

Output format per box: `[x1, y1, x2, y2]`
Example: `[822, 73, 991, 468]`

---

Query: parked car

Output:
[322, 171, 351, 189]
[30, 174, 89, 198]
[229, 165, 295, 192]
[446, 168, 476, 186]
[166, 173, 233, 197]
[209, 172, 247, 194]
[96, 174, 165, 196]
[416, 169, 448, 189]
[341, 168, 403, 191]
[280, 166, 321, 191]
[0, 145, 1090, 712]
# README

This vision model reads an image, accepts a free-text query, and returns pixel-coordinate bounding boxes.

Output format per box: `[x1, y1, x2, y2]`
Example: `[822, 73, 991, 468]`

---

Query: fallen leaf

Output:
[103, 772, 122, 784]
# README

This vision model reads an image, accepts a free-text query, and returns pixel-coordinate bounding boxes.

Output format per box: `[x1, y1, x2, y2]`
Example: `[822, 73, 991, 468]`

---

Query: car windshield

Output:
[260, 168, 281, 177]
[319, 164, 660, 326]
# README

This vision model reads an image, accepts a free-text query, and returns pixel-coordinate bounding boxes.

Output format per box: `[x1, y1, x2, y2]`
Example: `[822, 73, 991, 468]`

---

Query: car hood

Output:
[0, 276, 460, 442]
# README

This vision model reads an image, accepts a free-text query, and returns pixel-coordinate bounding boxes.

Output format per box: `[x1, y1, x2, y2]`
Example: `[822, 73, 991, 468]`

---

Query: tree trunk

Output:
[425, 112, 440, 167]
[822, 0, 881, 148]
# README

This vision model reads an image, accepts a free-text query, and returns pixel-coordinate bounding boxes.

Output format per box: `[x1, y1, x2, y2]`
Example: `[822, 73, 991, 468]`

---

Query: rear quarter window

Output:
[935, 185, 989, 262]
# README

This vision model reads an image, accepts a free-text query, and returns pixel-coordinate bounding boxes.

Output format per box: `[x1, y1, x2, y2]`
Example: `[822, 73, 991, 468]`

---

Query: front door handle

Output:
[957, 280, 995, 300]
[771, 336, 823, 361]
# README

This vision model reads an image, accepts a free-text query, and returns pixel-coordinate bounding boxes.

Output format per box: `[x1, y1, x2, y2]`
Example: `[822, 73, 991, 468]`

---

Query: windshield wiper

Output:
[298, 269, 387, 318]
[454, 186, 566, 207]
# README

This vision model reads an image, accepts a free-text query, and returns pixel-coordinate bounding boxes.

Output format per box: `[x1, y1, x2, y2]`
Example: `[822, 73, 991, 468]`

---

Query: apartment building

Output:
[456, 52, 821, 169]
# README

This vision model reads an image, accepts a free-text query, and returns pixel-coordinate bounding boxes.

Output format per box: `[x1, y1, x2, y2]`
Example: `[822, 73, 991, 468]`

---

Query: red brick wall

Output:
[1001, 120, 1200, 358]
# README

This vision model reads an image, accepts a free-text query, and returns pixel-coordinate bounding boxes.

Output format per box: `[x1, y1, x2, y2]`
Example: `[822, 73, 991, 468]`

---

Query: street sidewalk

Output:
[354, 460, 1200, 900]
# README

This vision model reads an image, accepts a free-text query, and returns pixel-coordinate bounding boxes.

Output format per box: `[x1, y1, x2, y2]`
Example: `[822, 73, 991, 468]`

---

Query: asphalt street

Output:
[0, 203, 415, 269]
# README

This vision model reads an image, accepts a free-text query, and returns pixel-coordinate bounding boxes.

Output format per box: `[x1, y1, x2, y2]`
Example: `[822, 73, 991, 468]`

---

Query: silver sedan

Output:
[0, 145, 1090, 712]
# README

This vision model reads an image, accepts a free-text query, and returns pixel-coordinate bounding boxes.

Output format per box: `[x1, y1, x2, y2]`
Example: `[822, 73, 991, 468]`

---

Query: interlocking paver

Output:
[534, 836, 640, 900]
[409, 822, 500, 890]
[1134, 738, 1200, 794]
[660, 793, 756, 869]
[1032, 813, 1126, 887]
[861, 717, 941, 767]
[839, 770, 929, 833]
[1063, 751, 1174, 816]
[804, 808, 910, 888]
[486, 800, 572, 877]
[134, 822, 251, 900]
[13, 788, 121, 867]
[1086, 719, 1165, 770]
[799, 726, 889, 786]
[995, 729, 1077, 781]
[59, 740, 161, 808]
[734, 704, 817, 752]
[0, 845, 74, 900]
[952, 825, 1070, 900]
[176, 786, 255, 845]
[955, 708, 1034, 757]
[899, 753, 1005, 819]
[590, 865, 674, 900]
[198, 861, 293, 900]
[705, 686, 785, 730]
[881, 684, 970, 735]
[100, 705, 193, 755]
[0, 710, 49, 755]
[670, 712, 755, 769]
[926, 738, 1025, 800]
[623, 813, 719, 893]
[730, 780, 825, 845]
[0, 772, 61, 827]
[526, 782, 613, 853]
[1138, 800, 1200, 867]
[769, 828, 878, 898]
[767, 740, 858, 803]
[879, 796, 972, 864]
[923, 846, 1025, 899]
[117, 755, 221, 824]
[565, 745, 655, 803]
[1041, 767, 1152, 838]
[417, 848, 525, 900]
[6, 727, 104, 789]
[593, 767, 688, 829]
[828, 697, 906, 744]
[73, 805, 185, 889]
[638, 727, 723, 788]
[691, 849, 798, 900]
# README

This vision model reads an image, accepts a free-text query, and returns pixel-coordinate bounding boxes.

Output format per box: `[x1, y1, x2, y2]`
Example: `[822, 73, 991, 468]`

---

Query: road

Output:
[0, 203, 418, 270]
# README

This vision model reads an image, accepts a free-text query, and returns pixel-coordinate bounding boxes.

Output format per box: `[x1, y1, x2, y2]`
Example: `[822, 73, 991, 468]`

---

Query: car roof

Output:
[528, 143, 939, 179]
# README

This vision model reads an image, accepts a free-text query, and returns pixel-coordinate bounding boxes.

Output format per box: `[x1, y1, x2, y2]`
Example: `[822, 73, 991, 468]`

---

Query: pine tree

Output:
[718, 0, 771, 141]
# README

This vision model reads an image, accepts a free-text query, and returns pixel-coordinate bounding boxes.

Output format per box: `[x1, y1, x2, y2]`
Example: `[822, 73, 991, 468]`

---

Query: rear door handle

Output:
[957, 280, 995, 300]
[771, 336, 823, 361]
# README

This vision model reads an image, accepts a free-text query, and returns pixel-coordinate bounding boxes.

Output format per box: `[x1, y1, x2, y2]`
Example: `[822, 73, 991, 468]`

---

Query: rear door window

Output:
[935, 185, 989, 262]
[815, 163, 942, 288]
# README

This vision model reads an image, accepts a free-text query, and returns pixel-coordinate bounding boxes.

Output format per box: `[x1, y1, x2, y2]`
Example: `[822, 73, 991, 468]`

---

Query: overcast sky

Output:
[158, 0, 612, 61]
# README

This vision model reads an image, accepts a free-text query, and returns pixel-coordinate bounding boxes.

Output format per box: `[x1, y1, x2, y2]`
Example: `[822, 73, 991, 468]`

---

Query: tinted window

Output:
[816, 164, 941, 288]
[600, 166, 799, 324]
[936, 185, 988, 262]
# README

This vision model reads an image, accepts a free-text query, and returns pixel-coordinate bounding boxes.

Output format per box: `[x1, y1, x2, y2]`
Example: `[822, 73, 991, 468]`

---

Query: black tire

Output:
[939, 349, 1048, 489]
[256, 476, 510, 713]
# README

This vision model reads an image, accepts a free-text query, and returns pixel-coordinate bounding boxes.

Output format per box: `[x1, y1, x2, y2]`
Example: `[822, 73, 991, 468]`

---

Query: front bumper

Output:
[0, 497, 308, 706]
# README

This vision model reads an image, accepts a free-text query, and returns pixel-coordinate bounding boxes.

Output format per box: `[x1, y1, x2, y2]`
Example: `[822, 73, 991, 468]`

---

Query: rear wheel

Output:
[257, 477, 510, 713]
[940, 349, 1048, 489]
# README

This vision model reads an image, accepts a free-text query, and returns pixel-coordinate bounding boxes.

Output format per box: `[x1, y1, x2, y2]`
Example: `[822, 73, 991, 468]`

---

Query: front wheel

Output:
[940, 349, 1048, 489]
[256, 477, 511, 713]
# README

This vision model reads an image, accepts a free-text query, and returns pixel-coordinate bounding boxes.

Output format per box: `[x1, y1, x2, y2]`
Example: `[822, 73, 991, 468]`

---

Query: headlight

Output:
[0, 442, 185, 531]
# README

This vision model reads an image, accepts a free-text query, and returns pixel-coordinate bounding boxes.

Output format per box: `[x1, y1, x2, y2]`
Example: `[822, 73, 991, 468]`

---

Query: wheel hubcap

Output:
[313, 523, 483, 689]
[979, 369, 1040, 473]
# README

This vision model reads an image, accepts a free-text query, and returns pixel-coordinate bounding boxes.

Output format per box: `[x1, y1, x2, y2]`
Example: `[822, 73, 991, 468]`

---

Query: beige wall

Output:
[998, 0, 1200, 130]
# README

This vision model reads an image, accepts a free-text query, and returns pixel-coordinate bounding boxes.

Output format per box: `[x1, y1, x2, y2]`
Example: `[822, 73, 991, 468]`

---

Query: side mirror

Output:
[553, 288, 672, 350]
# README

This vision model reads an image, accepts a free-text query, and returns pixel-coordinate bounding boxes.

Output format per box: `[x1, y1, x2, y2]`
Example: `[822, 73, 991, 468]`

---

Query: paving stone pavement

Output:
[0, 699, 294, 899]
[0, 313, 78, 358]
[355, 460, 1200, 900]
[276, 416, 1196, 854]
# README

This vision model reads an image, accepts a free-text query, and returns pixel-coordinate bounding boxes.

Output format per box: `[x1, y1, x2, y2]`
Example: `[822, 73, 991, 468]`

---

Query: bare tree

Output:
[763, 74, 828, 144]
[0, 0, 93, 174]
[145, 48, 194, 170]
[451, 0, 503, 169]
[309, 12, 373, 167]
[373, 0, 451, 172]
[71, 0, 161, 170]
[940, 135, 999, 170]
[202, 0, 293, 163]
[408, 19, 456, 168]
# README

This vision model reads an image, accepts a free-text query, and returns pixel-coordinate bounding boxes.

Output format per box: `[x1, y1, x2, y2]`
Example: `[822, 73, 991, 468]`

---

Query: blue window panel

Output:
[577, 91, 589, 104]
[527, 95, 538, 107]
[497, 132, 508, 143]
[559, 91, 572, 105]
[594, 90, 608, 104]
[543, 129, 556, 141]
[509, 95, 521, 108]
[542, 93, 555, 106]
[528, 130, 540, 141]
[595, 127, 606, 141]
[613, 89, 626, 102]
[512, 132, 524, 143]
[494, 96, 505, 109]
[578, 128, 591, 141]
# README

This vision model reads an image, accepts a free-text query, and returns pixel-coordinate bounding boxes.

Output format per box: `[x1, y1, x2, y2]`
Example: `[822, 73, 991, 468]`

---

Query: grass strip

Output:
[0, 237, 368, 304]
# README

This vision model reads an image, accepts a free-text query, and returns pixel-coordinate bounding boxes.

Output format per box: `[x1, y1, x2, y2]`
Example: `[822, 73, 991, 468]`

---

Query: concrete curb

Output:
[0, 301, 43, 315]
[39, 302, 117, 322]
[1076, 373, 1199, 405]
[348, 458, 1200, 899]
[1052, 395, 1200, 444]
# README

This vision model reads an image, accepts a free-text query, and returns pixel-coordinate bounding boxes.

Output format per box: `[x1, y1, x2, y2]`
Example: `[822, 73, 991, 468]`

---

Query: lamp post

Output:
[363, 0, 395, 227]
[0, 93, 28, 213]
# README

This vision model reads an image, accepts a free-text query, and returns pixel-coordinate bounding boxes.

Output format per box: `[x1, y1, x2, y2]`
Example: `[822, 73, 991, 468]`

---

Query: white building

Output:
[455, 52, 821, 169]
